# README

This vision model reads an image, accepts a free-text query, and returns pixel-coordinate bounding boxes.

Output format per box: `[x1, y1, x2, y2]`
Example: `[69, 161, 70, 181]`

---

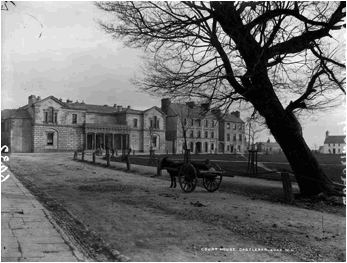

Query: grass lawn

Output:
[115, 152, 345, 184]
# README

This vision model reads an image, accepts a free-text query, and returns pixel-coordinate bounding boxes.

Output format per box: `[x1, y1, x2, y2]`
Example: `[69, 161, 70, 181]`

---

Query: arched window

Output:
[204, 142, 208, 152]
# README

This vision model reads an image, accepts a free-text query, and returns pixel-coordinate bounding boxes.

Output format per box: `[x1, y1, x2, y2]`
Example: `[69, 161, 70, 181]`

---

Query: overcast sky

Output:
[1, 1, 346, 149]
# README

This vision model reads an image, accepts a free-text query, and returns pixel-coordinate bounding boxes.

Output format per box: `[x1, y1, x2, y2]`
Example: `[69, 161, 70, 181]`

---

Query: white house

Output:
[323, 131, 345, 154]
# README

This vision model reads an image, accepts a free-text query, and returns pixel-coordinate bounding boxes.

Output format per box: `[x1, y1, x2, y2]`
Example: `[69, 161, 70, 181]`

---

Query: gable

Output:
[324, 136, 345, 144]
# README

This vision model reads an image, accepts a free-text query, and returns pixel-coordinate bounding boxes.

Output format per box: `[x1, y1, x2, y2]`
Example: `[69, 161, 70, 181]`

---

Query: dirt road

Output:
[6, 153, 346, 261]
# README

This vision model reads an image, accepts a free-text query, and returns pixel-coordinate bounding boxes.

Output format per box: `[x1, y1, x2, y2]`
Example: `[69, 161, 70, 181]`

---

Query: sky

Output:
[1, 1, 346, 150]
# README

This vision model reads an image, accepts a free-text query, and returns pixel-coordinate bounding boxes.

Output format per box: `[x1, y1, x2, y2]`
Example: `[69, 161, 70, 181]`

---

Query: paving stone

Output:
[13, 229, 62, 237]
[20, 243, 71, 252]
[1, 173, 80, 262]
[21, 251, 45, 258]
[9, 221, 54, 230]
[17, 236, 66, 244]
[1, 250, 21, 258]
[1, 230, 14, 236]
[1, 257, 20, 262]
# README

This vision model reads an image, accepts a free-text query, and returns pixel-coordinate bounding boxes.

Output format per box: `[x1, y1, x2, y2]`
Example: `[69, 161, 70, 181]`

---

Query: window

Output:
[239, 124, 242, 130]
[211, 143, 214, 151]
[205, 131, 208, 138]
[197, 119, 201, 127]
[183, 118, 187, 126]
[47, 132, 54, 145]
[152, 136, 157, 147]
[227, 123, 230, 129]
[191, 118, 194, 126]
[212, 120, 215, 127]
[227, 134, 230, 141]
[233, 123, 237, 130]
[211, 132, 214, 139]
[227, 145, 230, 151]
[197, 131, 201, 138]
[205, 119, 208, 127]
[44, 112, 48, 123]
[237, 145, 241, 152]
[190, 142, 194, 152]
[133, 119, 138, 128]
[233, 134, 236, 141]
[150, 119, 153, 128]
[239, 134, 242, 142]
[204, 142, 208, 152]
[54, 113, 58, 123]
[48, 107, 54, 122]
[190, 130, 194, 138]
[72, 114, 77, 124]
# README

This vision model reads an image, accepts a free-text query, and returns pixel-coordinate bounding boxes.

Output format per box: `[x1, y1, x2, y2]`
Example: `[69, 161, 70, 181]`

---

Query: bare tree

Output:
[246, 118, 266, 150]
[1, 1, 15, 11]
[96, 1, 346, 196]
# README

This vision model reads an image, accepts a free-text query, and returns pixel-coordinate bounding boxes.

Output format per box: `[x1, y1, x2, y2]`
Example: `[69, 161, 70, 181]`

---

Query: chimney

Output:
[66, 99, 72, 103]
[113, 104, 117, 108]
[28, 95, 37, 105]
[161, 98, 171, 114]
[232, 111, 240, 118]
[127, 105, 131, 109]
[201, 103, 209, 112]
[37, 96, 41, 101]
[326, 130, 329, 138]
[117, 105, 123, 112]
[186, 101, 195, 108]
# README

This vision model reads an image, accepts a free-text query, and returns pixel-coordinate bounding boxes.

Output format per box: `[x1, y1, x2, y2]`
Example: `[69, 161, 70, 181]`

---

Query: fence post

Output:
[82, 152, 85, 162]
[126, 155, 131, 171]
[157, 158, 162, 176]
[281, 171, 294, 203]
[106, 153, 110, 167]
[92, 152, 95, 163]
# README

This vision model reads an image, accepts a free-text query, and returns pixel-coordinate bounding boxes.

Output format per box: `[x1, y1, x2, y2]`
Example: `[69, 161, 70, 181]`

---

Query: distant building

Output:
[161, 98, 246, 154]
[1, 95, 166, 153]
[318, 146, 324, 154]
[256, 138, 282, 154]
[161, 99, 219, 154]
[323, 131, 345, 154]
[211, 109, 246, 153]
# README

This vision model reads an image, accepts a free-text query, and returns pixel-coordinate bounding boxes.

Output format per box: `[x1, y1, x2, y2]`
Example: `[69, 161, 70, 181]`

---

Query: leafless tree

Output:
[96, 1, 346, 196]
[1, 1, 15, 11]
[246, 117, 266, 150]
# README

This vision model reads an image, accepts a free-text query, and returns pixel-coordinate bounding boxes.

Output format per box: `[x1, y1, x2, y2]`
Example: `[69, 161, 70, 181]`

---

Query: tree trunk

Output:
[255, 100, 334, 197]
[247, 78, 335, 197]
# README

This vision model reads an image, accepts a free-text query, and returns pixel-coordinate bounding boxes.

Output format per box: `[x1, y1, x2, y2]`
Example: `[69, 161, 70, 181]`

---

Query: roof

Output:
[10, 110, 31, 119]
[324, 136, 345, 144]
[168, 103, 214, 119]
[220, 113, 244, 123]
[1, 109, 17, 120]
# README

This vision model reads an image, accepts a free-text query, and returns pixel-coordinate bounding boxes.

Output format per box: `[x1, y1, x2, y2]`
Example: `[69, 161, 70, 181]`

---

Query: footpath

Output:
[1, 171, 84, 262]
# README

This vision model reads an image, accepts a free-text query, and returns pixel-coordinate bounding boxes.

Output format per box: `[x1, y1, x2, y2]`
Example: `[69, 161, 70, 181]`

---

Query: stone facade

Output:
[161, 98, 246, 154]
[1, 95, 166, 153]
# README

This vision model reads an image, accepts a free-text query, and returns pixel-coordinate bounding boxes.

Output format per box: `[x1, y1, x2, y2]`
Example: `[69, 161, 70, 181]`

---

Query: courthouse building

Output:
[1, 95, 166, 153]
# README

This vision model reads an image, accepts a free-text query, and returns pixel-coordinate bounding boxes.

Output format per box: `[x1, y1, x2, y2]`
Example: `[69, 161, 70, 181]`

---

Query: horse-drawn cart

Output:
[162, 158, 224, 193]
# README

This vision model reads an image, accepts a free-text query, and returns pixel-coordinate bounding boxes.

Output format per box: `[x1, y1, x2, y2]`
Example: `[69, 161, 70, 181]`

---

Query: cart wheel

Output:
[203, 174, 223, 192]
[178, 163, 197, 193]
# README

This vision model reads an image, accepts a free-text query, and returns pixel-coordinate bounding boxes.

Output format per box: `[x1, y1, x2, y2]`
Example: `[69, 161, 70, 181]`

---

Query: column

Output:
[85, 133, 88, 150]
[112, 134, 115, 149]
[103, 133, 105, 149]
[93, 133, 96, 150]
[120, 135, 123, 150]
